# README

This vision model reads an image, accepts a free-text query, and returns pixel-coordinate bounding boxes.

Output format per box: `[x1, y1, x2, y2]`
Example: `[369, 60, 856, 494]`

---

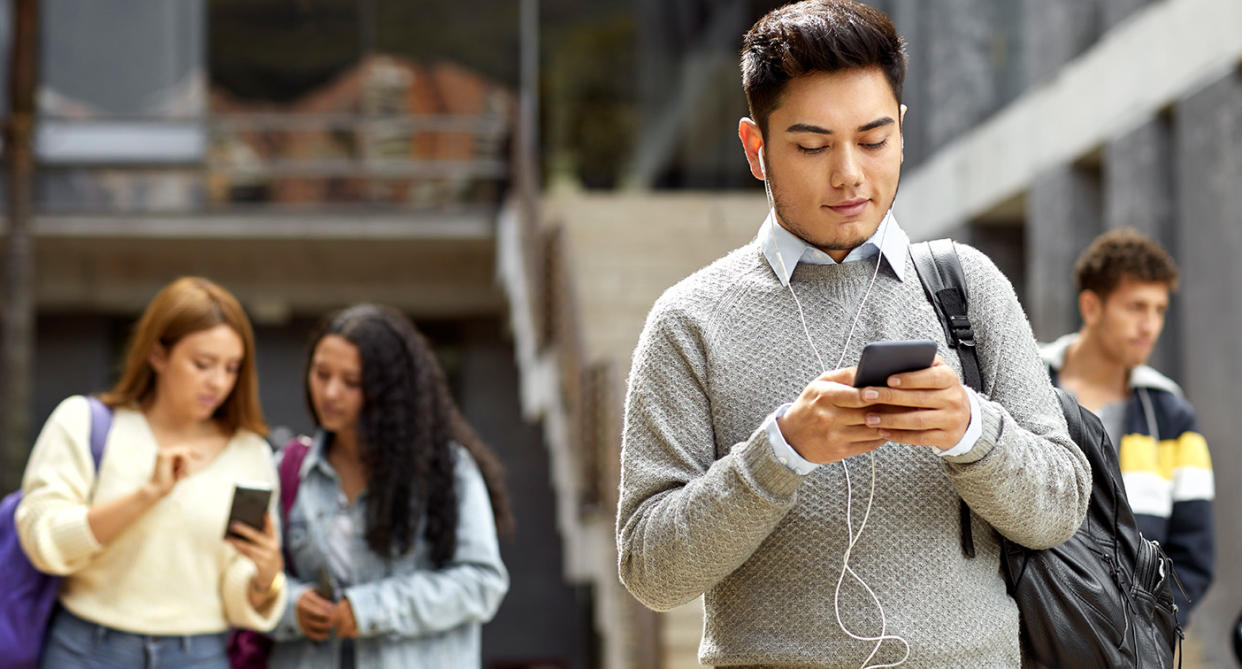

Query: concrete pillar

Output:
[1026, 164, 1104, 342]
[1104, 115, 1180, 376]
[920, 0, 999, 153]
[1099, 0, 1151, 33]
[966, 220, 1027, 308]
[1021, 0, 1100, 88]
[884, 0, 928, 166]
[1172, 67, 1242, 667]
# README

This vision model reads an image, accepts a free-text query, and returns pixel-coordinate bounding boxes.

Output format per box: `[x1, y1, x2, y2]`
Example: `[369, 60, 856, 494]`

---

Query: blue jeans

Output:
[40, 607, 228, 669]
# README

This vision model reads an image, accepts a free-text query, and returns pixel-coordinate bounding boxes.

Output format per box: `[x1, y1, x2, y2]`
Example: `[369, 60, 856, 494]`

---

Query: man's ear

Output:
[899, 104, 907, 162]
[1079, 290, 1103, 327]
[738, 117, 766, 181]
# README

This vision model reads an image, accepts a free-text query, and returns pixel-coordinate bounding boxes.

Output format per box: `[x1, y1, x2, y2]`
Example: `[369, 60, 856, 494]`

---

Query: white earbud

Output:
[758, 146, 767, 179]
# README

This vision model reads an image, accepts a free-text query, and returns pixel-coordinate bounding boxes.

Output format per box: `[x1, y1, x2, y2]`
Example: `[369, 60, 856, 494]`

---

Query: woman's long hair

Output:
[101, 276, 267, 436]
[305, 304, 513, 564]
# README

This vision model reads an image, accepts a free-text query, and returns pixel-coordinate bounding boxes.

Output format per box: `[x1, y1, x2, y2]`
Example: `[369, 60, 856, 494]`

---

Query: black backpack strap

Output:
[909, 239, 982, 391]
[910, 239, 980, 559]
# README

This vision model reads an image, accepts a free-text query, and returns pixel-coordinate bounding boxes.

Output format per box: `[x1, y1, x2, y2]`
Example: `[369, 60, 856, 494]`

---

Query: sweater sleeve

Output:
[343, 448, 508, 638]
[616, 299, 805, 611]
[939, 246, 1091, 550]
[14, 396, 105, 575]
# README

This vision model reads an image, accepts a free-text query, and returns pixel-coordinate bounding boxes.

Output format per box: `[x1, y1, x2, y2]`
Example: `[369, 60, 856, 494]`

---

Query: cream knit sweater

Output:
[16, 395, 286, 634]
[617, 242, 1091, 668]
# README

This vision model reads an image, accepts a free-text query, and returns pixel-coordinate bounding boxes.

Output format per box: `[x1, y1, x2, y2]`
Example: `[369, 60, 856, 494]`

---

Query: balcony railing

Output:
[29, 112, 512, 217]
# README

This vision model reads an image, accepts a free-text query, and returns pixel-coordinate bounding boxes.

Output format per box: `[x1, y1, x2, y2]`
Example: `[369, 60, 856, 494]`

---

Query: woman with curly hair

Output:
[266, 304, 512, 668]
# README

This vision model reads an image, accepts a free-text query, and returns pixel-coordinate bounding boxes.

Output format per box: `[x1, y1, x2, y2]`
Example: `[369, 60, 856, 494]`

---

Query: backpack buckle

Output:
[948, 314, 976, 348]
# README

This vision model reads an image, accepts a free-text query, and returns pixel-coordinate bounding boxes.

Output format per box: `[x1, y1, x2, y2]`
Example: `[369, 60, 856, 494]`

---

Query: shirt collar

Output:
[758, 208, 909, 286]
[303, 429, 334, 477]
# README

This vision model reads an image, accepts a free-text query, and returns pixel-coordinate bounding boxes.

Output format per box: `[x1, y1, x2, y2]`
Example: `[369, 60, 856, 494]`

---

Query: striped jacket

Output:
[1042, 334, 1214, 626]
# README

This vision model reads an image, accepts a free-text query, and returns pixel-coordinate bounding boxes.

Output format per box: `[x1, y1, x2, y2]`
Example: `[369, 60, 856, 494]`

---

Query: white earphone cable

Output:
[763, 145, 908, 668]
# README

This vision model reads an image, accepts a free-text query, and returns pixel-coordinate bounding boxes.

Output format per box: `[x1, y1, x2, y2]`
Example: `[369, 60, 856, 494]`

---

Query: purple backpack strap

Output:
[276, 436, 311, 581]
[278, 437, 311, 523]
[85, 397, 112, 472]
[0, 396, 112, 669]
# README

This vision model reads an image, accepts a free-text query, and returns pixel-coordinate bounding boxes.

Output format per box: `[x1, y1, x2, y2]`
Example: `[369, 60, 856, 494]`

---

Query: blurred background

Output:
[1, 0, 1240, 667]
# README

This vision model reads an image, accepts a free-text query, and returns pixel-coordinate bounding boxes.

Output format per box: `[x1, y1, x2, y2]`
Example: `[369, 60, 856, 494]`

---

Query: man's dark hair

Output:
[741, 0, 907, 136]
[1074, 228, 1180, 299]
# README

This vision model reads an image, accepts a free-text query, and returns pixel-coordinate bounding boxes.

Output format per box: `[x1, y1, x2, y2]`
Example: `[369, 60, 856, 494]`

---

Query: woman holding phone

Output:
[16, 277, 286, 668]
[267, 304, 511, 668]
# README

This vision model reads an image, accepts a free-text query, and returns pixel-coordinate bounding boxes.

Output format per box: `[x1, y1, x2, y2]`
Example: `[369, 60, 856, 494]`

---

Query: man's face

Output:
[1085, 276, 1170, 370]
[748, 67, 904, 259]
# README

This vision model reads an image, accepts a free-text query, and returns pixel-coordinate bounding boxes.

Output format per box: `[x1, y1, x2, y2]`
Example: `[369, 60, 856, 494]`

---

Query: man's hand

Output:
[857, 356, 971, 451]
[776, 357, 972, 463]
[776, 367, 888, 464]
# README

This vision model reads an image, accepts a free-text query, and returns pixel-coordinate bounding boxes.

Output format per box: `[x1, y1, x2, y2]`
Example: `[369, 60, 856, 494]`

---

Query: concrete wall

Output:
[1025, 163, 1104, 342]
[1173, 66, 1242, 668]
[1104, 115, 1181, 375]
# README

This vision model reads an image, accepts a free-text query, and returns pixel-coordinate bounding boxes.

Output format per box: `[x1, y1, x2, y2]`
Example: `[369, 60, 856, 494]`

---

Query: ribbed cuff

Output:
[45, 506, 103, 570]
[736, 427, 805, 501]
[223, 559, 287, 632]
[942, 398, 1003, 465]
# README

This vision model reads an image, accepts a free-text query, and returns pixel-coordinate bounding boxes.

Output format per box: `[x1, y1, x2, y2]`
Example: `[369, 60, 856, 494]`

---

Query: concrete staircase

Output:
[499, 191, 766, 669]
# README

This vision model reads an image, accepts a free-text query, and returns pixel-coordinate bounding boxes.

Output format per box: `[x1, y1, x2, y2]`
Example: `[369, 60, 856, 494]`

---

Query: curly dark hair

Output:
[741, 0, 907, 135]
[1074, 228, 1180, 299]
[305, 304, 514, 565]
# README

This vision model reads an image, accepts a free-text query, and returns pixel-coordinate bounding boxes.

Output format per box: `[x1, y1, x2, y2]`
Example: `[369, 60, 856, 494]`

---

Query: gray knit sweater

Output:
[616, 240, 1091, 668]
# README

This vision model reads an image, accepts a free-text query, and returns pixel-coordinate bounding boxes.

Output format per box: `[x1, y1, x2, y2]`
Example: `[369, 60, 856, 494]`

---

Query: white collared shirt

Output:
[758, 208, 910, 286]
[757, 209, 982, 474]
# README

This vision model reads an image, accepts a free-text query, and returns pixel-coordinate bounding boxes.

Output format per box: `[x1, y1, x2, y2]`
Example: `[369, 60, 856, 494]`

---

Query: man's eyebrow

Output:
[785, 117, 896, 134]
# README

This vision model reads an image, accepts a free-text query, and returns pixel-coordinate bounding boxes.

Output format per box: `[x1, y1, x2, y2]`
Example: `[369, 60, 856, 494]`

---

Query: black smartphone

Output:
[224, 483, 272, 539]
[853, 340, 937, 388]
[314, 567, 338, 602]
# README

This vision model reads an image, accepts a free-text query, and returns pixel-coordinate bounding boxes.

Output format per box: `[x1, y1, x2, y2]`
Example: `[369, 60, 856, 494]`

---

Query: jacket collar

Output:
[1039, 332, 1183, 396]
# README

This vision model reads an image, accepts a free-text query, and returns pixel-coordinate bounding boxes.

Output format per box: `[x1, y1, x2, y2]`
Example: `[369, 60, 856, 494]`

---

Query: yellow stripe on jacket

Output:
[1118, 432, 1214, 512]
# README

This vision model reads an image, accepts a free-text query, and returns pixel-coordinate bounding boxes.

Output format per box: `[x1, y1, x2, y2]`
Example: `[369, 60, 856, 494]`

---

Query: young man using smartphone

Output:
[1041, 228, 1214, 627]
[616, 2, 1090, 666]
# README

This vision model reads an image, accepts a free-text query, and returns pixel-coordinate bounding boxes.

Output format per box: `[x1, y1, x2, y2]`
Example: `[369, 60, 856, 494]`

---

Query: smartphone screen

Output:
[853, 340, 937, 388]
[224, 483, 272, 539]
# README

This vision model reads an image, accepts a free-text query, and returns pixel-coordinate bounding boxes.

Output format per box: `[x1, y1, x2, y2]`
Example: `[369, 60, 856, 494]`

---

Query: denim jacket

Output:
[268, 433, 508, 668]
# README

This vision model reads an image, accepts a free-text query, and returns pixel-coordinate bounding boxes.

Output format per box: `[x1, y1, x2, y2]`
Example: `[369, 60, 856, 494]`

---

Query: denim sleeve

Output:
[344, 448, 509, 639]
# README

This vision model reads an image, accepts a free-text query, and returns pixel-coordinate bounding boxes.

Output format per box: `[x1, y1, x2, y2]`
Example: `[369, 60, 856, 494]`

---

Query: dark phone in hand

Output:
[314, 568, 338, 602]
[224, 484, 272, 539]
[853, 340, 937, 388]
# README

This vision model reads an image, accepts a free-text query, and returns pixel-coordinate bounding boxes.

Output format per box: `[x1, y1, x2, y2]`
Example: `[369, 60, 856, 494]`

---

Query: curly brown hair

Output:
[305, 304, 514, 564]
[1074, 228, 1179, 299]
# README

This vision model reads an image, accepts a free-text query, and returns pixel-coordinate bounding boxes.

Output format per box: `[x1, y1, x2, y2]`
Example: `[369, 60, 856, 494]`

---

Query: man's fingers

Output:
[861, 387, 950, 409]
[883, 362, 959, 390]
[865, 408, 952, 432]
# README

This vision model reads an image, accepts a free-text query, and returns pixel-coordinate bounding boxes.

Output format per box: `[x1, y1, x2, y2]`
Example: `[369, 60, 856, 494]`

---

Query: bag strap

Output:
[85, 396, 113, 473]
[277, 436, 312, 579]
[278, 438, 311, 523]
[909, 240, 981, 559]
[909, 240, 982, 390]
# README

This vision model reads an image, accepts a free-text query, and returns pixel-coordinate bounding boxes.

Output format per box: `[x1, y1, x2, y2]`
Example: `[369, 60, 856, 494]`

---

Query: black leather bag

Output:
[910, 239, 1181, 668]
